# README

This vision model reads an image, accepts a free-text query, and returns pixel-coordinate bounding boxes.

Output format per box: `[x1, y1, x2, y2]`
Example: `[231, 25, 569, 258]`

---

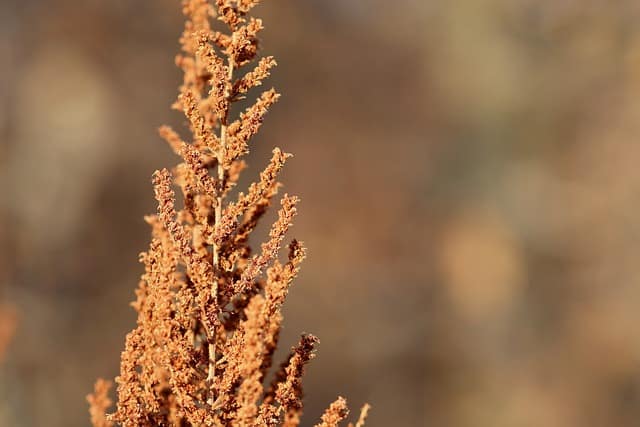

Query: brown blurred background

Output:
[3, 0, 640, 426]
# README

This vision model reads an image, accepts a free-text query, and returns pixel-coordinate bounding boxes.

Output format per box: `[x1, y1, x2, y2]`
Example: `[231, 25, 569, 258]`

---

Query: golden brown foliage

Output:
[89, 1, 368, 425]
[87, 379, 114, 427]
[315, 397, 349, 427]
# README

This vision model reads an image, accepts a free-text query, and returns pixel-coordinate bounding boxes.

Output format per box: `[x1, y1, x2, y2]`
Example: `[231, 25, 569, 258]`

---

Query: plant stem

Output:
[207, 55, 234, 406]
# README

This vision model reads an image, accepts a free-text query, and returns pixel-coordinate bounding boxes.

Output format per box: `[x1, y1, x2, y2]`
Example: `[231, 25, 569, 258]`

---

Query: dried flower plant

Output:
[88, 1, 369, 426]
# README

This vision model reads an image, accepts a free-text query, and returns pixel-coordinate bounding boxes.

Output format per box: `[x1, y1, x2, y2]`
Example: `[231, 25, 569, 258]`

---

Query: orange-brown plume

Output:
[89, 1, 369, 425]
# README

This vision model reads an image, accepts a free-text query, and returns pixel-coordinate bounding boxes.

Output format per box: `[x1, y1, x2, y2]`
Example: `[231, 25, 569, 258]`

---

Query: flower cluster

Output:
[87, 1, 369, 426]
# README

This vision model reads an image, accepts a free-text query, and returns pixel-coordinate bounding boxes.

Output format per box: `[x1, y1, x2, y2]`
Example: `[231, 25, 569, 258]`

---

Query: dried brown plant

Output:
[87, 1, 369, 426]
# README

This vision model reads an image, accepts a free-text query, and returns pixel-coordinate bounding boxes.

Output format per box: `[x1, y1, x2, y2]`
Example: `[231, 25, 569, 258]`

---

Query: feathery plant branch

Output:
[87, 1, 369, 426]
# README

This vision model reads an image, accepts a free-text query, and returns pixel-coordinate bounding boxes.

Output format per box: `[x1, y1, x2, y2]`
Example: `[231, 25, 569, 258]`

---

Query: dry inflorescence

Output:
[87, 1, 369, 426]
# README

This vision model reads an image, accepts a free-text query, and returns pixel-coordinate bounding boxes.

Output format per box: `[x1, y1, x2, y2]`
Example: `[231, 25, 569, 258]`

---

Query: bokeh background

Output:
[3, 0, 640, 426]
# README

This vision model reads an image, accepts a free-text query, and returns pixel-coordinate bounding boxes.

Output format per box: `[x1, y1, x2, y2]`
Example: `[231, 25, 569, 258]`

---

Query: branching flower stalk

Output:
[87, 1, 369, 426]
[208, 32, 234, 406]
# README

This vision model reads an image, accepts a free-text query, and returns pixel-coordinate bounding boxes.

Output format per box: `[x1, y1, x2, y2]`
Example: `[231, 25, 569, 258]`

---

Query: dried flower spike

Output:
[89, 1, 369, 426]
